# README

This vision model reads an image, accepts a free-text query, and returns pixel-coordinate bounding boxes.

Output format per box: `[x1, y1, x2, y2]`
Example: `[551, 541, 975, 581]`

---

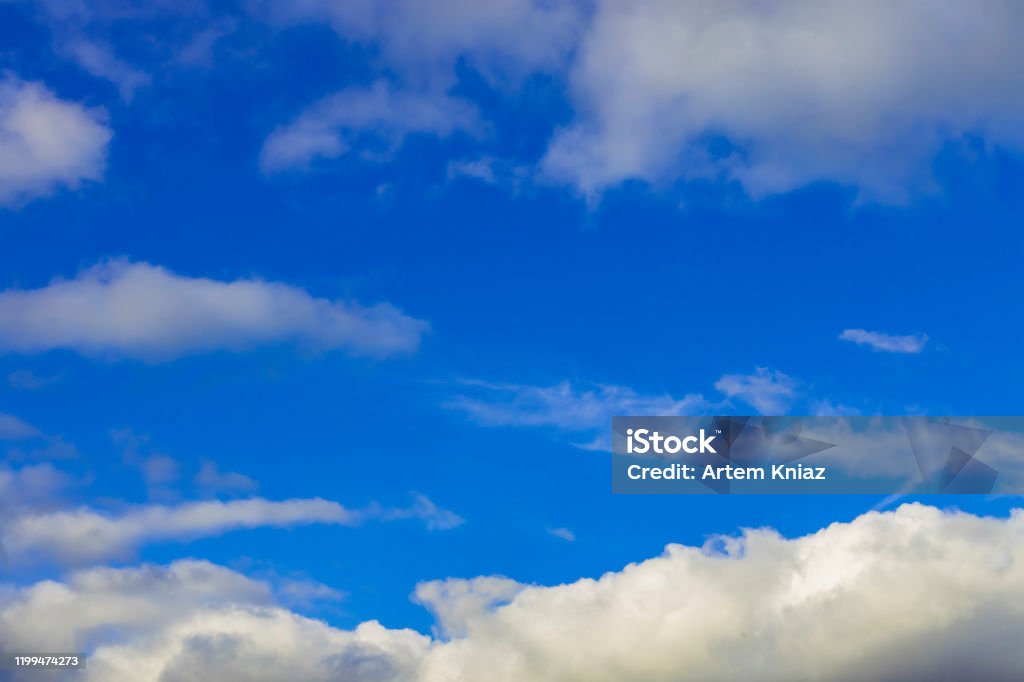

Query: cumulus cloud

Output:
[0, 75, 111, 206]
[260, 82, 479, 172]
[0, 259, 428, 360]
[0, 559, 277, 653]
[715, 367, 798, 415]
[0, 559, 430, 682]
[2, 504, 1024, 681]
[840, 328, 930, 354]
[542, 1, 1024, 201]
[1, 494, 461, 566]
[413, 575, 526, 640]
[447, 379, 706, 432]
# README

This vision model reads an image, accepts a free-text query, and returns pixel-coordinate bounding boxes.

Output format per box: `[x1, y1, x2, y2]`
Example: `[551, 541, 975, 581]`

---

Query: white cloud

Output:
[415, 504, 1024, 681]
[3, 504, 1024, 681]
[0, 463, 71, 513]
[840, 328, 930, 354]
[413, 575, 526, 639]
[547, 527, 575, 542]
[194, 460, 258, 496]
[260, 82, 479, 172]
[0, 75, 111, 206]
[274, 576, 345, 609]
[20, 2, 1024, 203]
[260, 0, 580, 87]
[0, 494, 461, 566]
[258, 1, 581, 175]
[447, 156, 532, 190]
[0, 559, 430, 682]
[375, 493, 465, 531]
[0, 259, 428, 360]
[450, 368, 826, 443]
[112, 428, 182, 500]
[542, 1, 1024, 201]
[2, 497, 358, 565]
[61, 39, 151, 99]
[175, 19, 237, 66]
[0, 413, 40, 440]
[138, 454, 179, 487]
[0, 413, 80, 461]
[0, 559, 277, 653]
[447, 379, 706, 432]
[257, 2, 1024, 201]
[715, 367, 798, 415]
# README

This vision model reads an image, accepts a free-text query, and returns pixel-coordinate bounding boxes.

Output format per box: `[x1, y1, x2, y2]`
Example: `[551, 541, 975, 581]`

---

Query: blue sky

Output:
[1, 2, 1024, 679]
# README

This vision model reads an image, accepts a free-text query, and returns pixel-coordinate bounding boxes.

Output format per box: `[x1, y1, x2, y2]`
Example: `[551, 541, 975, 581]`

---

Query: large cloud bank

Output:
[2, 503, 1022, 681]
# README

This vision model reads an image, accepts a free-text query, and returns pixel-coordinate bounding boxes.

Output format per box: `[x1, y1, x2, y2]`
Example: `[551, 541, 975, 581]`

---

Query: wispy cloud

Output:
[260, 81, 478, 172]
[0, 413, 79, 461]
[375, 493, 465, 531]
[839, 328, 929, 354]
[447, 156, 531, 190]
[447, 379, 706, 432]
[714, 368, 798, 415]
[0, 462, 72, 513]
[809, 400, 862, 417]
[261, 0, 580, 87]
[547, 527, 575, 542]
[60, 39, 151, 100]
[1, 493, 462, 566]
[0, 413, 40, 440]
[0, 260, 428, 361]
[7, 370, 58, 390]
[194, 460, 258, 497]
[448, 369, 830, 446]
